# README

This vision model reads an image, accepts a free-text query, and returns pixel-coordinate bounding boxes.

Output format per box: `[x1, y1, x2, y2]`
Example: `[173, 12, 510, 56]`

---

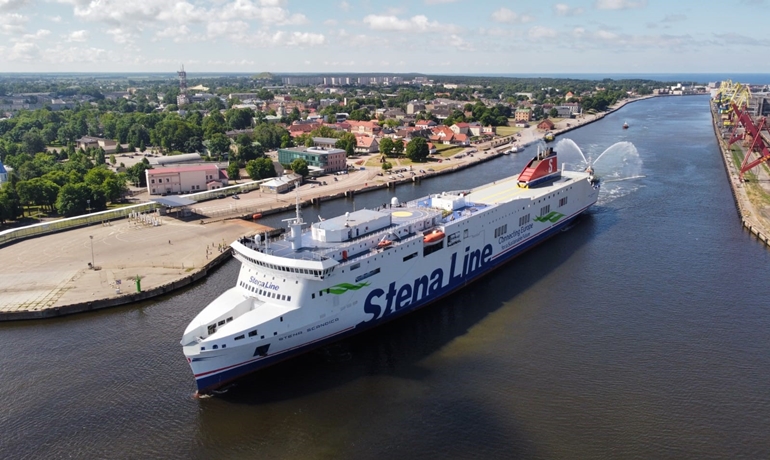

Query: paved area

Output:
[0, 217, 267, 313]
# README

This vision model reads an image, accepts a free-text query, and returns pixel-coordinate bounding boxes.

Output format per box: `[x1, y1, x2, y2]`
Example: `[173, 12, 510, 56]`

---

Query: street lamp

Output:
[89, 235, 95, 269]
[87, 199, 91, 214]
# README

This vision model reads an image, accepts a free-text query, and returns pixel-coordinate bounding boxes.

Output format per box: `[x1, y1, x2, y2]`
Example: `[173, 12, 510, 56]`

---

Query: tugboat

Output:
[623, 121, 629, 129]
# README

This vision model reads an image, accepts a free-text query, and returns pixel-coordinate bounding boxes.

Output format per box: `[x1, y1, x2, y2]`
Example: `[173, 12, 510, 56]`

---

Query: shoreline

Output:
[0, 94, 659, 321]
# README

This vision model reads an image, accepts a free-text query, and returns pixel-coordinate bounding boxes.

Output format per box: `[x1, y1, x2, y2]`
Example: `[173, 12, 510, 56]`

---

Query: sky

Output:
[0, 0, 768, 74]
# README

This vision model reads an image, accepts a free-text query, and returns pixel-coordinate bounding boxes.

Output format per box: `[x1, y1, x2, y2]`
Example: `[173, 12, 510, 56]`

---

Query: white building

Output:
[0, 160, 8, 184]
[145, 164, 228, 195]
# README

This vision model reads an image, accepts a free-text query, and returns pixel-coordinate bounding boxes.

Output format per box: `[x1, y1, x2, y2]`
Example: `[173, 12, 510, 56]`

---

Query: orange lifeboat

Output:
[377, 239, 393, 249]
[423, 230, 445, 245]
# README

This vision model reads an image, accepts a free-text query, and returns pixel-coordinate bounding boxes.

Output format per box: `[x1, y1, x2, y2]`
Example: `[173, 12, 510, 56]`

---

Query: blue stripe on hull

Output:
[195, 209, 588, 393]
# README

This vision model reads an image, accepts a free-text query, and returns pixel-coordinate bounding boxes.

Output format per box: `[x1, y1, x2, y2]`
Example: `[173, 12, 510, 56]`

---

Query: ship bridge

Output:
[231, 205, 444, 276]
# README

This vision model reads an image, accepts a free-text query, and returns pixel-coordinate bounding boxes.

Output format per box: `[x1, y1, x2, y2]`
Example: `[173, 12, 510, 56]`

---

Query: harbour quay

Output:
[0, 216, 270, 321]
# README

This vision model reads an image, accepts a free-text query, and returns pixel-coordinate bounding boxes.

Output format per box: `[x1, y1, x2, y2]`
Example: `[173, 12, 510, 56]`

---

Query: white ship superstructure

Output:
[182, 147, 599, 393]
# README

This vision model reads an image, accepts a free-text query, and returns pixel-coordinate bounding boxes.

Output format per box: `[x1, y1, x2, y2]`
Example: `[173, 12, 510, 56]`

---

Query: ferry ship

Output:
[181, 147, 600, 394]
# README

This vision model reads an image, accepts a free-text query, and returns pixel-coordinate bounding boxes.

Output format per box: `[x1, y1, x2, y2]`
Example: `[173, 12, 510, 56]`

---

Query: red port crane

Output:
[728, 102, 770, 181]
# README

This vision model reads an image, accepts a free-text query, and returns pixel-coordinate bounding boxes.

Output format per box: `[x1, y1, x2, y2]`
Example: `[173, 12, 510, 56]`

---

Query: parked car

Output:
[231, 194, 239, 200]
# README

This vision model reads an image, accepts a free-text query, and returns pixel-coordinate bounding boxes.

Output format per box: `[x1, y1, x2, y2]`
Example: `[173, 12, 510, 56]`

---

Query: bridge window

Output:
[248, 330, 257, 337]
[235, 335, 245, 340]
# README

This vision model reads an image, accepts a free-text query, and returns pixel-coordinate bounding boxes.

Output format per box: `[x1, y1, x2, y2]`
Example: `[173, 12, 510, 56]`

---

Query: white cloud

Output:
[448, 34, 473, 51]
[14, 29, 51, 41]
[285, 31, 325, 46]
[217, 1, 307, 25]
[339, 1, 350, 11]
[47, 15, 62, 23]
[0, 0, 29, 12]
[491, 7, 534, 24]
[554, 3, 584, 16]
[154, 25, 191, 42]
[66, 29, 88, 42]
[42, 45, 112, 64]
[528, 26, 558, 39]
[106, 27, 136, 45]
[594, 0, 647, 10]
[572, 27, 586, 37]
[7, 42, 39, 61]
[596, 29, 618, 40]
[207, 20, 249, 38]
[424, 0, 459, 4]
[363, 14, 458, 33]
[324, 19, 338, 26]
[0, 12, 27, 34]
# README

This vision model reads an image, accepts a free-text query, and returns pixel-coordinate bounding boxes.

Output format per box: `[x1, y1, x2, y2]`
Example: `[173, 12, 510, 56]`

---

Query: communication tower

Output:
[177, 65, 190, 107]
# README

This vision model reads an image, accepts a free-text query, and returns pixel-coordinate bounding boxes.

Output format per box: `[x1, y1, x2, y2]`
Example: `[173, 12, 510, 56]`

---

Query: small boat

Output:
[508, 145, 521, 154]
[423, 230, 445, 245]
[377, 239, 393, 249]
[623, 121, 629, 129]
[544, 132, 555, 142]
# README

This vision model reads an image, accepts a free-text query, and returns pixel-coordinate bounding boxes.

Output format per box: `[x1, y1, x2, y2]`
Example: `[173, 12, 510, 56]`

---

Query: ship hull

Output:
[191, 204, 591, 394]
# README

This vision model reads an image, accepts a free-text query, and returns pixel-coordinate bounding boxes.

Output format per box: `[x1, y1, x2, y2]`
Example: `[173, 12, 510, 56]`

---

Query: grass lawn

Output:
[434, 144, 464, 158]
[496, 125, 522, 137]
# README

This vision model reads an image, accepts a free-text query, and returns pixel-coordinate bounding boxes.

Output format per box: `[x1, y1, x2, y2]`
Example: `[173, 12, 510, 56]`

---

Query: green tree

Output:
[208, 133, 231, 159]
[109, 154, 116, 165]
[379, 137, 395, 157]
[336, 132, 357, 157]
[125, 162, 151, 187]
[290, 158, 309, 177]
[549, 108, 559, 118]
[203, 111, 227, 139]
[55, 182, 91, 216]
[0, 185, 22, 224]
[227, 161, 241, 181]
[21, 130, 46, 155]
[245, 157, 276, 180]
[405, 137, 429, 162]
[226, 108, 254, 130]
[392, 139, 404, 157]
[382, 161, 393, 171]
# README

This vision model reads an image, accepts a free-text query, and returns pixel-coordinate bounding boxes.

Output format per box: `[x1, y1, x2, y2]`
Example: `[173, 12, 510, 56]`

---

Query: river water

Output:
[2, 95, 769, 460]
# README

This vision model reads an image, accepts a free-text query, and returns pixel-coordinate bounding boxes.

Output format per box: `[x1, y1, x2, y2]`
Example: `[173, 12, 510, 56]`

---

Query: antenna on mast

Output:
[282, 180, 304, 251]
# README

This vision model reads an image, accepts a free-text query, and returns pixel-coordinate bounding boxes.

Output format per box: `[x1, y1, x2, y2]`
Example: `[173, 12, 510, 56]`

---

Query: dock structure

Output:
[711, 95, 770, 249]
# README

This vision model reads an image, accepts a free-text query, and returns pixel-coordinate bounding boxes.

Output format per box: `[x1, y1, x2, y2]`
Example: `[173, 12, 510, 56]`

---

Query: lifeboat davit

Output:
[423, 230, 445, 245]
